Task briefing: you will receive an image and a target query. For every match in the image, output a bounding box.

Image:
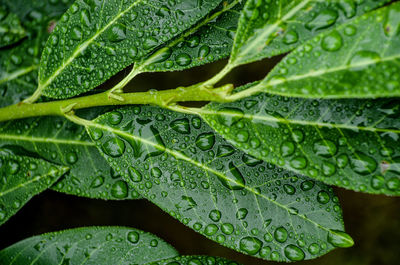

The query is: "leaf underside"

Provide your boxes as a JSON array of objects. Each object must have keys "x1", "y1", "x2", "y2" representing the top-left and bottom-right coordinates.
[
  {"x1": 230, "y1": 0, "x2": 391, "y2": 67},
  {"x1": 0, "y1": 151, "x2": 67, "y2": 225},
  {"x1": 39, "y1": 0, "x2": 224, "y2": 99},
  {"x1": 202, "y1": 83, "x2": 400, "y2": 196},
  {"x1": 88, "y1": 106, "x2": 351, "y2": 262},
  {"x1": 0, "y1": 227, "x2": 179, "y2": 264},
  {"x1": 257, "y1": 2, "x2": 400, "y2": 98}
]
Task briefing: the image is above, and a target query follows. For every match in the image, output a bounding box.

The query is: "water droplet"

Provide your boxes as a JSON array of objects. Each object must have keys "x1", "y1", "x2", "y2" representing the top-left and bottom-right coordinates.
[
  {"x1": 143, "y1": 37, "x2": 158, "y2": 50},
  {"x1": 187, "y1": 35, "x2": 200, "y2": 48},
  {"x1": 150, "y1": 167, "x2": 162, "y2": 178},
  {"x1": 111, "y1": 180, "x2": 128, "y2": 199},
  {"x1": 170, "y1": 118, "x2": 190, "y2": 134},
  {"x1": 321, "y1": 31, "x2": 343, "y2": 52},
  {"x1": 204, "y1": 224, "x2": 218, "y2": 236},
  {"x1": 327, "y1": 230, "x2": 354, "y2": 248},
  {"x1": 242, "y1": 154, "x2": 262, "y2": 167},
  {"x1": 236, "y1": 208, "x2": 248, "y2": 220},
  {"x1": 387, "y1": 177, "x2": 399, "y2": 191},
  {"x1": 313, "y1": 140, "x2": 337, "y2": 157},
  {"x1": 349, "y1": 51, "x2": 381, "y2": 68},
  {"x1": 71, "y1": 26, "x2": 82, "y2": 40},
  {"x1": 102, "y1": 138, "x2": 125, "y2": 157},
  {"x1": 196, "y1": 132, "x2": 215, "y2": 151},
  {"x1": 306, "y1": 9, "x2": 339, "y2": 31},
  {"x1": 236, "y1": 130, "x2": 249, "y2": 143},
  {"x1": 217, "y1": 107, "x2": 244, "y2": 127},
  {"x1": 66, "y1": 152, "x2": 78, "y2": 164},
  {"x1": 371, "y1": 175, "x2": 385, "y2": 190},
  {"x1": 175, "y1": 53, "x2": 192, "y2": 66},
  {"x1": 221, "y1": 223, "x2": 234, "y2": 235},
  {"x1": 239, "y1": 237, "x2": 262, "y2": 255},
  {"x1": 308, "y1": 243, "x2": 320, "y2": 255},
  {"x1": 300, "y1": 180, "x2": 315, "y2": 191},
  {"x1": 281, "y1": 141, "x2": 295, "y2": 157},
  {"x1": 283, "y1": 184, "x2": 296, "y2": 195},
  {"x1": 128, "y1": 166, "x2": 142, "y2": 182},
  {"x1": 350, "y1": 151, "x2": 377, "y2": 175},
  {"x1": 198, "y1": 45, "x2": 210, "y2": 58},
  {"x1": 127, "y1": 231, "x2": 140, "y2": 244},
  {"x1": 217, "y1": 145, "x2": 235, "y2": 157},
  {"x1": 219, "y1": 162, "x2": 245, "y2": 190},
  {"x1": 90, "y1": 176, "x2": 104, "y2": 188},
  {"x1": 284, "y1": 245, "x2": 305, "y2": 261},
  {"x1": 209, "y1": 210, "x2": 221, "y2": 222},
  {"x1": 274, "y1": 227, "x2": 288, "y2": 243},
  {"x1": 283, "y1": 30, "x2": 298, "y2": 44},
  {"x1": 338, "y1": 0, "x2": 357, "y2": 18},
  {"x1": 317, "y1": 191, "x2": 330, "y2": 204},
  {"x1": 108, "y1": 111, "x2": 123, "y2": 125},
  {"x1": 290, "y1": 156, "x2": 307, "y2": 169},
  {"x1": 90, "y1": 128, "x2": 103, "y2": 140}
]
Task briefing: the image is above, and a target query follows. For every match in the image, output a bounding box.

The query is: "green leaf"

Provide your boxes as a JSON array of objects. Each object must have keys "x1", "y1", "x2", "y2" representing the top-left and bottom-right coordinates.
[
  {"x1": 0, "y1": 108, "x2": 141, "y2": 200},
  {"x1": 145, "y1": 256, "x2": 241, "y2": 265},
  {"x1": 0, "y1": 0, "x2": 74, "y2": 107},
  {"x1": 140, "y1": 0, "x2": 243, "y2": 73},
  {"x1": 0, "y1": 150, "x2": 68, "y2": 225},
  {"x1": 229, "y1": 0, "x2": 390, "y2": 67},
  {"x1": 88, "y1": 106, "x2": 351, "y2": 262},
  {"x1": 0, "y1": 5, "x2": 26, "y2": 48},
  {"x1": 39, "y1": 0, "x2": 224, "y2": 99},
  {"x1": 249, "y1": 2, "x2": 400, "y2": 99},
  {"x1": 0, "y1": 226, "x2": 179, "y2": 264},
  {"x1": 201, "y1": 83, "x2": 400, "y2": 196}
]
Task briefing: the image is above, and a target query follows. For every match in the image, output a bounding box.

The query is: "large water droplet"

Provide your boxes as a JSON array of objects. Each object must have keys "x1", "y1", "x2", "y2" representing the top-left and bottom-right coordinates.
[
  {"x1": 111, "y1": 180, "x2": 128, "y2": 199},
  {"x1": 128, "y1": 166, "x2": 142, "y2": 182},
  {"x1": 236, "y1": 208, "x2": 248, "y2": 220},
  {"x1": 321, "y1": 31, "x2": 343, "y2": 52},
  {"x1": 284, "y1": 244, "x2": 305, "y2": 261},
  {"x1": 327, "y1": 230, "x2": 354, "y2": 248},
  {"x1": 127, "y1": 231, "x2": 140, "y2": 244},
  {"x1": 219, "y1": 162, "x2": 245, "y2": 190},
  {"x1": 350, "y1": 151, "x2": 377, "y2": 175},
  {"x1": 170, "y1": 118, "x2": 190, "y2": 134},
  {"x1": 209, "y1": 210, "x2": 221, "y2": 222},
  {"x1": 102, "y1": 138, "x2": 125, "y2": 157},
  {"x1": 306, "y1": 9, "x2": 339, "y2": 31},
  {"x1": 274, "y1": 227, "x2": 288, "y2": 243},
  {"x1": 239, "y1": 237, "x2": 262, "y2": 255},
  {"x1": 196, "y1": 132, "x2": 216, "y2": 151}
]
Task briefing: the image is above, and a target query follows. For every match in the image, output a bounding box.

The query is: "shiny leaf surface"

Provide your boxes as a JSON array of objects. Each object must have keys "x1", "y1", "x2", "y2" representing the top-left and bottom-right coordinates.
[
  {"x1": 39, "y1": 0, "x2": 223, "y2": 99},
  {"x1": 0, "y1": 227, "x2": 178, "y2": 264},
  {"x1": 254, "y1": 2, "x2": 400, "y2": 98},
  {"x1": 88, "y1": 106, "x2": 351, "y2": 262},
  {"x1": 0, "y1": 5, "x2": 26, "y2": 48},
  {"x1": 0, "y1": 109, "x2": 141, "y2": 200},
  {"x1": 229, "y1": 0, "x2": 390, "y2": 67},
  {"x1": 202, "y1": 84, "x2": 400, "y2": 196},
  {"x1": 0, "y1": 150, "x2": 68, "y2": 225}
]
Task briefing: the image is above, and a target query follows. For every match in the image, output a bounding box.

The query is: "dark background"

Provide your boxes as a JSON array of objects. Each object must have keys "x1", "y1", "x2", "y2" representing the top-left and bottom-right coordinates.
[{"x1": 1, "y1": 59, "x2": 400, "y2": 265}]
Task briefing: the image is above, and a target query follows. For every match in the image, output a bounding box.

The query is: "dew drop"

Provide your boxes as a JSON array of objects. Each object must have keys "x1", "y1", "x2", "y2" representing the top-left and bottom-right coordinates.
[
  {"x1": 111, "y1": 180, "x2": 128, "y2": 199},
  {"x1": 170, "y1": 118, "x2": 190, "y2": 134},
  {"x1": 102, "y1": 138, "x2": 125, "y2": 157},
  {"x1": 321, "y1": 31, "x2": 343, "y2": 52},
  {"x1": 239, "y1": 237, "x2": 262, "y2": 255},
  {"x1": 127, "y1": 231, "x2": 140, "y2": 244},
  {"x1": 219, "y1": 162, "x2": 245, "y2": 190},
  {"x1": 209, "y1": 210, "x2": 222, "y2": 222},
  {"x1": 327, "y1": 230, "x2": 354, "y2": 248},
  {"x1": 175, "y1": 53, "x2": 192, "y2": 66},
  {"x1": 284, "y1": 245, "x2": 305, "y2": 261},
  {"x1": 195, "y1": 132, "x2": 215, "y2": 151},
  {"x1": 350, "y1": 151, "x2": 377, "y2": 175},
  {"x1": 274, "y1": 227, "x2": 288, "y2": 243}
]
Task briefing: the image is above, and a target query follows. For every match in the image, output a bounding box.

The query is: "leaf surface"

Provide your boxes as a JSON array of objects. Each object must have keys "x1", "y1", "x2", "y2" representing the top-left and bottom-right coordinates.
[
  {"x1": 253, "y1": 2, "x2": 400, "y2": 98},
  {"x1": 0, "y1": 226, "x2": 179, "y2": 264},
  {"x1": 39, "y1": 0, "x2": 223, "y2": 99},
  {"x1": 140, "y1": 1, "x2": 243, "y2": 73},
  {"x1": 229, "y1": 0, "x2": 390, "y2": 67},
  {"x1": 0, "y1": 5, "x2": 26, "y2": 48},
  {"x1": 202, "y1": 84, "x2": 400, "y2": 196},
  {"x1": 0, "y1": 109, "x2": 141, "y2": 200},
  {"x1": 88, "y1": 106, "x2": 352, "y2": 262},
  {"x1": 145, "y1": 256, "x2": 241, "y2": 265},
  {"x1": 0, "y1": 151, "x2": 68, "y2": 225},
  {"x1": 0, "y1": 0, "x2": 74, "y2": 107}
]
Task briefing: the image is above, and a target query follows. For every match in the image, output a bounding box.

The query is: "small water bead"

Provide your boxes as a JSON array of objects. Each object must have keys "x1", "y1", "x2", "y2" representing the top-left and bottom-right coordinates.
[
  {"x1": 327, "y1": 230, "x2": 354, "y2": 248},
  {"x1": 283, "y1": 30, "x2": 299, "y2": 44},
  {"x1": 128, "y1": 166, "x2": 142, "y2": 182},
  {"x1": 150, "y1": 167, "x2": 162, "y2": 178},
  {"x1": 292, "y1": 129, "x2": 304, "y2": 143},
  {"x1": 102, "y1": 138, "x2": 126, "y2": 157},
  {"x1": 336, "y1": 154, "x2": 349, "y2": 168},
  {"x1": 322, "y1": 162, "x2": 336, "y2": 176},
  {"x1": 321, "y1": 31, "x2": 343, "y2": 52},
  {"x1": 127, "y1": 231, "x2": 140, "y2": 244},
  {"x1": 90, "y1": 176, "x2": 104, "y2": 188},
  {"x1": 204, "y1": 224, "x2": 219, "y2": 236},
  {"x1": 236, "y1": 130, "x2": 249, "y2": 143},
  {"x1": 221, "y1": 223, "x2": 234, "y2": 235},
  {"x1": 90, "y1": 128, "x2": 103, "y2": 140},
  {"x1": 274, "y1": 227, "x2": 288, "y2": 243},
  {"x1": 108, "y1": 112, "x2": 123, "y2": 125},
  {"x1": 209, "y1": 210, "x2": 221, "y2": 222},
  {"x1": 170, "y1": 118, "x2": 190, "y2": 134},
  {"x1": 239, "y1": 237, "x2": 263, "y2": 255},
  {"x1": 386, "y1": 177, "x2": 400, "y2": 191},
  {"x1": 317, "y1": 191, "x2": 330, "y2": 204},
  {"x1": 305, "y1": 9, "x2": 339, "y2": 31},
  {"x1": 198, "y1": 45, "x2": 210, "y2": 58},
  {"x1": 284, "y1": 244, "x2": 305, "y2": 261},
  {"x1": 66, "y1": 152, "x2": 78, "y2": 164},
  {"x1": 111, "y1": 180, "x2": 128, "y2": 199},
  {"x1": 283, "y1": 184, "x2": 296, "y2": 195},
  {"x1": 350, "y1": 151, "x2": 377, "y2": 175},
  {"x1": 280, "y1": 141, "x2": 295, "y2": 157},
  {"x1": 300, "y1": 180, "x2": 315, "y2": 191},
  {"x1": 344, "y1": 25, "x2": 357, "y2": 36},
  {"x1": 71, "y1": 26, "x2": 83, "y2": 40},
  {"x1": 7, "y1": 160, "x2": 19, "y2": 174},
  {"x1": 150, "y1": 239, "x2": 158, "y2": 247},
  {"x1": 0, "y1": 207, "x2": 6, "y2": 221},
  {"x1": 175, "y1": 53, "x2": 192, "y2": 66},
  {"x1": 308, "y1": 243, "x2": 320, "y2": 255},
  {"x1": 236, "y1": 208, "x2": 248, "y2": 220},
  {"x1": 195, "y1": 132, "x2": 215, "y2": 151}
]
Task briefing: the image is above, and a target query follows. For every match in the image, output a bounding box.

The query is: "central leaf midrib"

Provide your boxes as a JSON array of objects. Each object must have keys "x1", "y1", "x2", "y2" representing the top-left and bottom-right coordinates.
[
  {"x1": 39, "y1": 0, "x2": 143, "y2": 90},
  {"x1": 91, "y1": 121, "x2": 337, "y2": 234},
  {"x1": 0, "y1": 65, "x2": 39, "y2": 86},
  {"x1": 0, "y1": 133, "x2": 95, "y2": 146}
]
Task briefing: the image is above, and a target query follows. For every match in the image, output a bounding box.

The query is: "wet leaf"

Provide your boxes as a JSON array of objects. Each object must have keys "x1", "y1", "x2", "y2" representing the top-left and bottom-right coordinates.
[
  {"x1": 229, "y1": 0, "x2": 390, "y2": 67},
  {"x1": 0, "y1": 227, "x2": 178, "y2": 264},
  {"x1": 88, "y1": 106, "x2": 350, "y2": 262},
  {"x1": 147, "y1": 256, "x2": 241, "y2": 265},
  {"x1": 0, "y1": 5, "x2": 26, "y2": 48},
  {"x1": 254, "y1": 2, "x2": 400, "y2": 98},
  {"x1": 0, "y1": 150, "x2": 68, "y2": 225},
  {"x1": 0, "y1": 108, "x2": 141, "y2": 200},
  {"x1": 202, "y1": 83, "x2": 400, "y2": 196},
  {"x1": 39, "y1": 0, "x2": 224, "y2": 99}
]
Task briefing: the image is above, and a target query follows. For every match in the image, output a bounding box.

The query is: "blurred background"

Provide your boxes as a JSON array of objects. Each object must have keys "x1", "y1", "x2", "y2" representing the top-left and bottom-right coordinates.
[{"x1": 1, "y1": 58, "x2": 400, "y2": 265}]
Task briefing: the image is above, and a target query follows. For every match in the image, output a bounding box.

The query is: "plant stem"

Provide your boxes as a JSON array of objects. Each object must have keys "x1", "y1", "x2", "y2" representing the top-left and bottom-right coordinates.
[{"x1": 0, "y1": 84, "x2": 234, "y2": 123}]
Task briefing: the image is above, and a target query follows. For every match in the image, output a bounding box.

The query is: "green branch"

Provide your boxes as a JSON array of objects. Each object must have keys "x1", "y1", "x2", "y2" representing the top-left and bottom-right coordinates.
[{"x1": 0, "y1": 84, "x2": 234, "y2": 123}]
